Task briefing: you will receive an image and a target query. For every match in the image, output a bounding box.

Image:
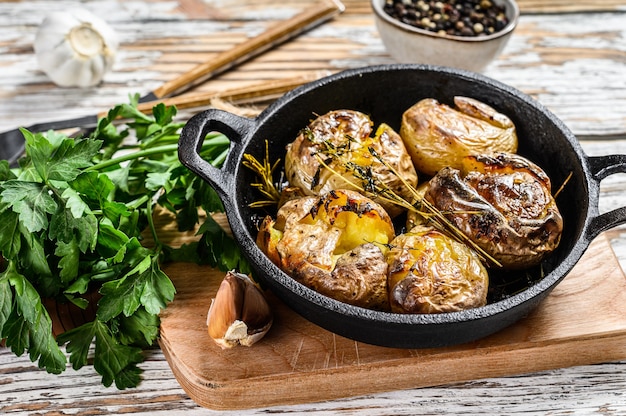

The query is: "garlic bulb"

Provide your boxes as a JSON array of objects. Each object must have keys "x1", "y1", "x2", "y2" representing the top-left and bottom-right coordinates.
[{"x1": 34, "y1": 9, "x2": 118, "y2": 88}]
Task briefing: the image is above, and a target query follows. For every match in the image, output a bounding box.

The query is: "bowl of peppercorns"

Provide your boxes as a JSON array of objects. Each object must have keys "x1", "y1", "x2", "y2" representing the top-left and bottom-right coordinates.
[{"x1": 372, "y1": 0, "x2": 519, "y2": 72}]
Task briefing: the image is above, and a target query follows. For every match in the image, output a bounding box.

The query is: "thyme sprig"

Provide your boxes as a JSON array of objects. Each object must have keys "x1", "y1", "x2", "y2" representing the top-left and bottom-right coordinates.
[
  {"x1": 314, "y1": 142, "x2": 502, "y2": 267},
  {"x1": 242, "y1": 140, "x2": 282, "y2": 207},
  {"x1": 242, "y1": 131, "x2": 501, "y2": 266},
  {"x1": 553, "y1": 171, "x2": 573, "y2": 199}
]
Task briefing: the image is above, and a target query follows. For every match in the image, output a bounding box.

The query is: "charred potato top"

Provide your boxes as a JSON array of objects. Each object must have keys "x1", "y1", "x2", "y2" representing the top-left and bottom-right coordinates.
[
  {"x1": 386, "y1": 225, "x2": 489, "y2": 314},
  {"x1": 284, "y1": 109, "x2": 418, "y2": 217},
  {"x1": 424, "y1": 152, "x2": 563, "y2": 269},
  {"x1": 256, "y1": 189, "x2": 394, "y2": 310},
  {"x1": 400, "y1": 96, "x2": 518, "y2": 176}
]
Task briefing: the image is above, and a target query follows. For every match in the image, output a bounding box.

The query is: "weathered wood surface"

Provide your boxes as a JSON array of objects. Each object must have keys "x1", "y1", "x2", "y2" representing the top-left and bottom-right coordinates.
[
  {"x1": 1, "y1": 0, "x2": 625, "y2": 136},
  {"x1": 1, "y1": 0, "x2": 626, "y2": 414}
]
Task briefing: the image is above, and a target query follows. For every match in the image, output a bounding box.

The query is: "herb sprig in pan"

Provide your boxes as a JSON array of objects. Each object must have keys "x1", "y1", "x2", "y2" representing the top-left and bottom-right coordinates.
[
  {"x1": 314, "y1": 142, "x2": 502, "y2": 266},
  {"x1": 0, "y1": 95, "x2": 249, "y2": 389},
  {"x1": 244, "y1": 132, "x2": 500, "y2": 266}
]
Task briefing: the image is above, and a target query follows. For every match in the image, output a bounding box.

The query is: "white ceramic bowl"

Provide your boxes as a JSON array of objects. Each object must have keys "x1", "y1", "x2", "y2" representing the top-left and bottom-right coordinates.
[{"x1": 372, "y1": 0, "x2": 519, "y2": 72}]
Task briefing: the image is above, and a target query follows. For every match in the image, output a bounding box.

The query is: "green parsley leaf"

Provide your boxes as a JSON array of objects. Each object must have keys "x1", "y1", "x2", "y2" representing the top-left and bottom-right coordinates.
[
  {"x1": 20, "y1": 230, "x2": 52, "y2": 278},
  {"x1": 1, "y1": 96, "x2": 248, "y2": 390},
  {"x1": 93, "y1": 319, "x2": 144, "y2": 389},
  {"x1": 56, "y1": 320, "x2": 94, "y2": 370},
  {"x1": 71, "y1": 171, "x2": 115, "y2": 205},
  {"x1": 138, "y1": 255, "x2": 176, "y2": 315},
  {"x1": 0, "y1": 276, "x2": 12, "y2": 332},
  {"x1": 0, "y1": 159, "x2": 15, "y2": 181},
  {"x1": 117, "y1": 307, "x2": 159, "y2": 347},
  {"x1": 196, "y1": 215, "x2": 251, "y2": 273},
  {"x1": 54, "y1": 240, "x2": 80, "y2": 283},
  {"x1": 0, "y1": 208, "x2": 21, "y2": 258},
  {"x1": 58, "y1": 318, "x2": 143, "y2": 389},
  {"x1": 98, "y1": 249, "x2": 174, "y2": 321},
  {"x1": 45, "y1": 138, "x2": 102, "y2": 182},
  {"x1": 1, "y1": 263, "x2": 66, "y2": 373},
  {"x1": 1, "y1": 180, "x2": 57, "y2": 233}
]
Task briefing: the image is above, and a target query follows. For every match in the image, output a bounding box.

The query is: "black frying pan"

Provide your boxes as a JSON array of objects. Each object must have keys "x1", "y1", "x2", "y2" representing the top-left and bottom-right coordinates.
[{"x1": 178, "y1": 64, "x2": 626, "y2": 348}]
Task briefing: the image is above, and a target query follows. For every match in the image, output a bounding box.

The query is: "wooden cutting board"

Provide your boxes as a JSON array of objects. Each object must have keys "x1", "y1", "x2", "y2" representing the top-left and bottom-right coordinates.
[{"x1": 158, "y1": 233, "x2": 626, "y2": 410}]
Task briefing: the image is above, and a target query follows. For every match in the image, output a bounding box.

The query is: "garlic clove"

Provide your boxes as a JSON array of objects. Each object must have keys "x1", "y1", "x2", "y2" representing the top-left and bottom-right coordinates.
[
  {"x1": 207, "y1": 272, "x2": 245, "y2": 346},
  {"x1": 207, "y1": 271, "x2": 273, "y2": 349},
  {"x1": 34, "y1": 9, "x2": 118, "y2": 88}
]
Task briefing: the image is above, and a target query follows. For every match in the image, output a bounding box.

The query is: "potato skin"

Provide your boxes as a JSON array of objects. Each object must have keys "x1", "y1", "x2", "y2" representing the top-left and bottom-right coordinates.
[
  {"x1": 386, "y1": 225, "x2": 489, "y2": 314},
  {"x1": 425, "y1": 152, "x2": 563, "y2": 269},
  {"x1": 284, "y1": 109, "x2": 418, "y2": 217},
  {"x1": 256, "y1": 189, "x2": 395, "y2": 310},
  {"x1": 400, "y1": 96, "x2": 518, "y2": 176},
  {"x1": 285, "y1": 109, "x2": 372, "y2": 195}
]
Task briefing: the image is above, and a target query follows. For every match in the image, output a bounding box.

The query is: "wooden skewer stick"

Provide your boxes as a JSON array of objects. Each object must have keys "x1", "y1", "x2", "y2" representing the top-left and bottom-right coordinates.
[{"x1": 149, "y1": 0, "x2": 345, "y2": 100}]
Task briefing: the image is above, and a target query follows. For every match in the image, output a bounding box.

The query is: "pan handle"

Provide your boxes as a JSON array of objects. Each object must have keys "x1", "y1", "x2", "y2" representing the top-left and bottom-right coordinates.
[
  {"x1": 178, "y1": 109, "x2": 255, "y2": 202},
  {"x1": 586, "y1": 154, "x2": 626, "y2": 240}
]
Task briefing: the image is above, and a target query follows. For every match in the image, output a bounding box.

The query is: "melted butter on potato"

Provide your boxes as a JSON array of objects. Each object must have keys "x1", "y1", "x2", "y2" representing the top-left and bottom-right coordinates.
[
  {"x1": 256, "y1": 189, "x2": 394, "y2": 310},
  {"x1": 400, "y1": 96, "x2": 518, "y2": 176},
  {"x1": 386, "y1": 225, "x2": 489, "y2": 314}
]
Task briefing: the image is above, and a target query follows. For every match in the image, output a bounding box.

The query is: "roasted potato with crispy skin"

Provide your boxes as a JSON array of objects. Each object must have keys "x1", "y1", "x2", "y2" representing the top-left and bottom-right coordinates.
[
  {"x1": 424, "y1": 152, "x2": 563, "y2": 269},
  {"x1": 284, "y1": 109, "x2": 418, "y2": 217},
  {"x1": 400, "y1": 96, "x2": 518, "y2": 176},
  {"x1": 386, "y1": 225, "x2": 489, "y2": 314},
  {"x1": 256, "y1": 189, "x2": 394, "y2": 310}
]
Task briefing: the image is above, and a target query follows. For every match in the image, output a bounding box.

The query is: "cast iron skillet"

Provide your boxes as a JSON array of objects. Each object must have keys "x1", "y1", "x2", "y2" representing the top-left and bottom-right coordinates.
[{"x1": 178, "y1": 64, "x2": 626, "y2": 348}]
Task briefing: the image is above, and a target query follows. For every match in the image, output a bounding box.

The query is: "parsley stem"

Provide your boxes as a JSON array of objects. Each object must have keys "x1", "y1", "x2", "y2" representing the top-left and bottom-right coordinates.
[
  {"x1": 145, "y1": 194, "x2": 161, "y2": 249},
  {"x1": 127, "y1": 194, "x2": 150, "y2": 211},
  {"x1": 87, "y1": 133, "x2": 230, "y2": 171},
  {"x1": 211, "y1": 147, "x2": 229, "y2": 167}
]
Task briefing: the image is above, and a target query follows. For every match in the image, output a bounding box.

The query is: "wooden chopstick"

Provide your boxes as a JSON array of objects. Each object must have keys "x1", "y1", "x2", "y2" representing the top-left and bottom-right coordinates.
[
  {"x1": 92, "y1": 72, "x2": 328, "y2": 121},
  {"x1": 90, "y1": 72, "x2": 326, "y2": 121},
  {"x1": 151, "y1": 0, "x2": 345, "y2": 99},
  {"x1": 132, "y1": 71, "x2": 328, "y2": 115}
]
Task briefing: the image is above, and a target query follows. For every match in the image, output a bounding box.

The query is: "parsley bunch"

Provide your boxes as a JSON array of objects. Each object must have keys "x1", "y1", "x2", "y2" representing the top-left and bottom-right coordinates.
[{"x1": 0, "y1": 96, "x2": 249, "y2": 389}]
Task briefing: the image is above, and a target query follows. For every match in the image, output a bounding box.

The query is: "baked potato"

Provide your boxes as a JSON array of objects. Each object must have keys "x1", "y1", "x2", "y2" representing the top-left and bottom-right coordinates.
[
  {"x1": 284, "y1": 109, "x2": 418, "y2": 217},
  {"x1": 424, "y1": 152, "x2": 563, "y2": 269},
  {"x1": 400, "y1": 96, "x2": 518, "y2": 176},
  {"x1": 256, "y1": 189, "x2": 395, "y2": 310},
  {"x1": 386, "y1": 225, "x2": 489, "y2": 314}
]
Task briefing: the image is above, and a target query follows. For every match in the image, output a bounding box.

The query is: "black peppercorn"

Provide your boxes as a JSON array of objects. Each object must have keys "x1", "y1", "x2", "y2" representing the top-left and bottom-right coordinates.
[{"x1": 383, "y1": 0, "x2": 509, "y2": 37}]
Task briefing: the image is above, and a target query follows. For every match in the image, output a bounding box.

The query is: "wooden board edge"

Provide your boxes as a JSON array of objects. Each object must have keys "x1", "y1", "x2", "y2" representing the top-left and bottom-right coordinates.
[{"x1": 159, "y1": 332, "x2": 626, "y2": 410}]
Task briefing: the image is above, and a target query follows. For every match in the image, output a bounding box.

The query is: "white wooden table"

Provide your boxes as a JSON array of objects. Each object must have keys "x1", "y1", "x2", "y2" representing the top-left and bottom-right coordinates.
[{"x1": 1, "y1": 0, "x2": 626, "y2": 414}]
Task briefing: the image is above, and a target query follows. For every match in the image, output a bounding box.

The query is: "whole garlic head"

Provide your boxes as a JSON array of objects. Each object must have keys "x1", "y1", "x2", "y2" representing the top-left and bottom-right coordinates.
[{"x1": 34, "y1": 9, "x2": 118, "y2": 88}]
